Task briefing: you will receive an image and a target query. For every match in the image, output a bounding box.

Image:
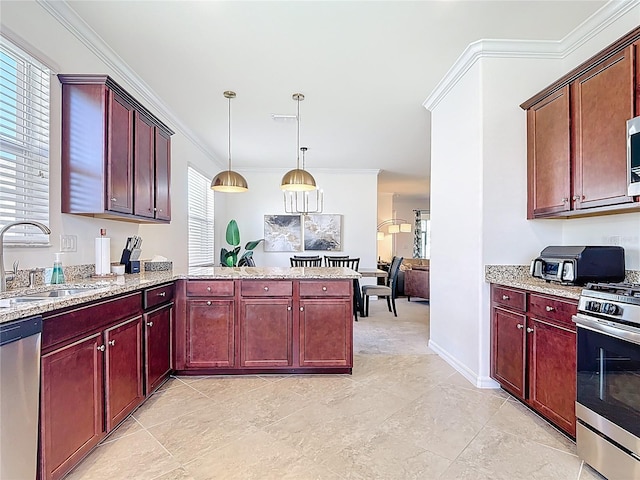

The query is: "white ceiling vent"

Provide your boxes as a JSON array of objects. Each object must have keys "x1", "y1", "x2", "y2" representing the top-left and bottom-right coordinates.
[{"x1": 271, "y1": 114, "x2": 297, "y2": 123}]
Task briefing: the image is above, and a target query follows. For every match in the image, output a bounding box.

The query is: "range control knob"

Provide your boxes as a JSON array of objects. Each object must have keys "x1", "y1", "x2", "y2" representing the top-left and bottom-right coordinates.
[
  {"x1": 602, "y1": 303, "x2": 621, "y2": 316},
  {"x1": 585, "y1": 301, "x2": 600, "y2": 312}
]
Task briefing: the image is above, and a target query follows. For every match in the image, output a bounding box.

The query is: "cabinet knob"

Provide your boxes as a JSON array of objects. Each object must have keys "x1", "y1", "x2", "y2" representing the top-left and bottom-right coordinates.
[
  {"x1": 502, "y1": 295, "x2": 509, "y2": 300},
  {"x1": 322, "y1": 286, "x2": 327, "y2": 291},
  {"x1": 206, "y1": 301, "x2": 212, "y2": 306},
  {"x1": 97, "y1": 345, "x2": 106, "y2": 352},
  {"x1": 561, "y1": 197, "x2": 569, "y2": 203},
  {"x1": 111, "y1": 197, "x2": 117, "y2": 202},
  {"x1": 264, "y1": 286, "x2": 269, "y2": 291},
  {"x1": 300, "y1": 307, "x2": 304, "y2": 312},
  {"x1": 517, "y1": 324, "x2": 524, "y2": 329},
  {"x1": 108, "y1": 340, "x2": 116, "y2": 347},
  {"x1": 157, "y1": 292, "x2": 166, "y2": 297},
  {"x1": 527, "y1": 327, "x2": 534, "y2": 333},
  {"x1": 287, "y1": 306, "x2": 292, "y2": 311},
  {"x1": 545, "y1": 306, "x2": 555, "y2": 312},
  {"x1": 146, "y1": 321, "x2": 154, "y2": 327},
  {"x1": 207, "y1": 286, "x2": 212, "y2": 292}
]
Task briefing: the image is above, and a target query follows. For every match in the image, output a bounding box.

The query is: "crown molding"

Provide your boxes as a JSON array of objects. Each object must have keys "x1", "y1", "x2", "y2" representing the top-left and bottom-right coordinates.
[
  {"x1": 36, "y1": 0, "x2": 223, "y2": 167},
  {"x1": 240, "y1": 167, "x2": 381, "y2": 175},
  {"x1": 423, "y1": 0, "x2": 639, "y2": 111}
]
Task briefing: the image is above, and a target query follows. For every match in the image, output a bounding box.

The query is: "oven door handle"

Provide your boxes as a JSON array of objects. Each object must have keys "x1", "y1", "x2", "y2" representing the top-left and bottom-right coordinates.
[{"x1": 573, "y1": 314, "x2": 640, "y2": 346}]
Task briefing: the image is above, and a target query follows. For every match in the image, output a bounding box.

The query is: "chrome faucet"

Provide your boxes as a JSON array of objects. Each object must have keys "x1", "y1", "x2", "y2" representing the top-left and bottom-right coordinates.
[{"x1": 0, "y1": 221, "x2": 51, "y2": 292}]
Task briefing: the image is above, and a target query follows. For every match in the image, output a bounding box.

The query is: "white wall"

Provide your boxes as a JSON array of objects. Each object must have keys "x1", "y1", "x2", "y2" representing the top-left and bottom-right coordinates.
[
  {"x1": 425, "y1": 2, "x2": 640, "y2": 387},
  {"x1": 221, "y1": 169, "x2": 379, "y2": 269}
]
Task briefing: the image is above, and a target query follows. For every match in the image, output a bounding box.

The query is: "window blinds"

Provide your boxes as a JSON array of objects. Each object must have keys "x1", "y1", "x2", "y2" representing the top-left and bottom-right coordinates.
[
  {"x1": 0, "y1": 37, "x2": 50, "y2": 244},
  {"x1": 187, "y1": 166, "x2": 215, "y2": 267}
]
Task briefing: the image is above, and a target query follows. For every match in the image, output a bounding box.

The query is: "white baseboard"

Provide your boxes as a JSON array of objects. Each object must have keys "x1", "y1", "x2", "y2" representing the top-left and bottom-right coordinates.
[{"x1": 428, "y1": 339, "x2": 500, "y2": 389}]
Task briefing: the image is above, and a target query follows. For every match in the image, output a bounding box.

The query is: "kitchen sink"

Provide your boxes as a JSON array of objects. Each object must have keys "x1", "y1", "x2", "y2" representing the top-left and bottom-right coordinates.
[{"x1": 23, "y1": 288, "x2": 97, "y2": 298}]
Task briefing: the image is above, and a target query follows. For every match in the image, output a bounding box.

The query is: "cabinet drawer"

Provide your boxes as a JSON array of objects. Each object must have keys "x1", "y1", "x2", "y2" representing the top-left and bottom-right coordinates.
[
  {"x1": 528, "y1": 294, "x2": 577, "y2": 328},
  {"x1": 186, "y1": 280, "x2": 234, "y2": 297},
  {"x1": 299, "y1": 280, "x2": 351, "y2": 297},
  {"x1": 241, "y1": 281, "x2": 293, "y2": 297},
  {"x1": 491, "y1": 285, "x2": 526, "y2": 312},
  {"x1": 143, "y1": 283, "x2": 175, "y2": 309}
]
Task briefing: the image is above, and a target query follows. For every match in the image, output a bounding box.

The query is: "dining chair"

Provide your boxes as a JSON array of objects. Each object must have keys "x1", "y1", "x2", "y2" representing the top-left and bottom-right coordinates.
[
  {"x1": 324, "y1": 255, "x2": 349, "y2": 266},
  {"x1": 324, "y1": 257, "x2": 361, "y2": 320},
  {"x1": 361, "y1": 256, "x2": 403, "y2": 317},
  {"x1": 290, "y1": 256, "x2": 322, "y2": 267}
]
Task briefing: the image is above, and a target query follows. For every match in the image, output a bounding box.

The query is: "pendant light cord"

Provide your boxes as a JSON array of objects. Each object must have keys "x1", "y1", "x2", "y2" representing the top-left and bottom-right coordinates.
[
  {"x1": 228, "y1": 94, "x2": 232, "y2": 172},
  {"x1": 296, "y1": 95, "x2": 301, "y2": 170}
]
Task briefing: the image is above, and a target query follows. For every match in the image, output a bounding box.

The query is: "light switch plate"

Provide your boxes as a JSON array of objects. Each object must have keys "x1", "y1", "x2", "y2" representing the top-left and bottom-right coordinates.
[{"x1": 60, "y1": 234, "x2": 77, "y2": 252}]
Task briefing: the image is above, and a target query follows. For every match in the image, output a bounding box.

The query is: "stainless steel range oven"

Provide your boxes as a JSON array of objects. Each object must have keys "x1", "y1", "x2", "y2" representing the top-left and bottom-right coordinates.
[{"x1": 573, "y1": 283, "x2": 640, "y2": 480}]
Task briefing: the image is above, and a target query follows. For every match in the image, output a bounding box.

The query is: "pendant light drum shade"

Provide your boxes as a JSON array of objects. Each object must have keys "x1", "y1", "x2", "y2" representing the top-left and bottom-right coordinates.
[
  {"x1": 211, "y1": 90, "x2": 248, "y2": 192},
  {"x1": 281, "y1": 93, "x2": 317, "y2": 191}
]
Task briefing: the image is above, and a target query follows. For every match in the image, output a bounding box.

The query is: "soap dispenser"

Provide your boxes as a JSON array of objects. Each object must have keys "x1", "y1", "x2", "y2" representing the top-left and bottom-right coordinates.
[{"x1": 51, "y1": 252, "x2": 65, "y2": 284}]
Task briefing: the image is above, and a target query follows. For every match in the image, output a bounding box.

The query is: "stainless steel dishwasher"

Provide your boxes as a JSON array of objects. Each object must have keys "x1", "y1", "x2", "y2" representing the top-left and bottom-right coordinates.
[{"x1": 0, "y1": 315, "x2": 43, "y2": 479}]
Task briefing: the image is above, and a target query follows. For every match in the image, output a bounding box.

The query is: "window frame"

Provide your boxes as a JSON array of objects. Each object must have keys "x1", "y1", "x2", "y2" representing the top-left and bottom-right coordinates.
[{"x1": 187, "y1": 165, "x2": 216, "y2": 267}]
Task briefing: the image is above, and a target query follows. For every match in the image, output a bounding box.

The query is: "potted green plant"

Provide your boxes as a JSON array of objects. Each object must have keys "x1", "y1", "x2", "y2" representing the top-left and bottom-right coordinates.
[{"x1": 220, "y1": 219, "x2": 264, "y2": 267}]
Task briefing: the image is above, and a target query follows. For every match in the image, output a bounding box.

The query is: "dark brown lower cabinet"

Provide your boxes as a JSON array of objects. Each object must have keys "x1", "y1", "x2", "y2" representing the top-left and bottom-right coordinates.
[
  {"x1": 144, "y1": 303, "x2": 173, "y2": 394},
  {"x1": 39, "y1": 293, "x2": 145, "y2": 480},
  {"x1": 491, "y1": 284, "x2": 577, "y2": 437},
  {"x1": 240, "y1": 298, "x2": 293, "y2": 367},
  {"x1": 186, "y1": 298, "x2": 235, "y2": 368},
  {"x1": 299, "y1": 299, "x2": 352, "y2": 367}
]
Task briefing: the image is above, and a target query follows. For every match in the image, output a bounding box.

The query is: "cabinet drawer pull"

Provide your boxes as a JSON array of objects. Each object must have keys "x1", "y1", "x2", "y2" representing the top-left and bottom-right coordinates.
[
  {"x1": 157, "y1": 292, "x2": 166, "y2": 297},
  {"x1": 322, "y1": 286, "x2": 327, "y2": 291},
  {"x1": 264, "y1": 286, "x2": 269, "y2": 291},
  {"x1": 97, "y1": 345, "x2": 106, "y2": 352},
  {"x1": 108, "y1": 340, "x2": 116, "y2": 347},
  {"x1": 207, "y1": 286, "x2": 212, "y2": 292},
  {"x1": 545, "y1": 306, "x2": 555, "y2": 312},
  {"x1": 517, "y1": 324, "x2": 524, "y2": 329},
  {"x1": 502, "y1": 295, "x2": 510, "y2": 300},
  {"x1": 146, "y1": 321, "x2": 153, "y2": 327},
  {"x1": 527, "y1": 327, "x2": 534, "y2": 333},
  {"x1": 207, "y1": 301, "x2": 212, "y2": 306}
]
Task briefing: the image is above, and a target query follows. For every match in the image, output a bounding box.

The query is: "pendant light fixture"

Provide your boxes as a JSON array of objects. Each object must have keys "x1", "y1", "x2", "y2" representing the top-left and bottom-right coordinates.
[
  {"x1": 281, "y1": 93, "x2": 317, "y2": 191},
  {"x1": 283, "y1": 147, "x2": 324, "y2": 214},
  {"x1": 211, "y1": 91, "x2": 248, "y2": 192}
]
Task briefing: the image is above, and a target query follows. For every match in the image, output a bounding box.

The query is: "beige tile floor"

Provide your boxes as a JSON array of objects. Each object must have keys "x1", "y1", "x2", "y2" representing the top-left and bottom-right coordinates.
[{"x1": 66, "y1": 298, "x2": 606, "y2": 480}]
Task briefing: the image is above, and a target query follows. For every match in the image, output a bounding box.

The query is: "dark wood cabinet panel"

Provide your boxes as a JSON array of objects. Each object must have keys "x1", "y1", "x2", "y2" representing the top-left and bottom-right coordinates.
[
  {"x1": 490, "y1": 284, "x2": 578, "y2": 437},
  {"x1": 240, "y1": 298, "x2": 293, "y2": 367},
  {"x1": 491, "y1": 307, "x2": 526, "y2": 399},
  {"x1": 241, "y1": 280, "x2": 293, "y2": 297},
  {"x1": 526, "y1": 86, "x2": 571, "y2": 218},
  {"x1": 573, "y1": 46, "x2": 634, "y2": 209},
  {"x1": 134, "y1": 112, "x2": 155, "y2": 218},
  {"x1": 186, "y1": 299, "x2": 235, "y2": 368},
  {"x1": 155, "y1": 128, "x2": 171, "y2": 221},
  {"x1": 528, "y1": 318, "x2": 577, "y2": 437},
  {"x1": 299, "y1": 299, "x2": 352, "y2": 367},
  {"x1": 58, "y1": 74, "x2": 173, "y2": 223},
  {"x1": 40, "y1": 333, "x2": 104, "y2": 480},
  {"x1": 104, "y1": 316, "x2": 144, "y2": 431},
  {"x1": 144, "y1": 303, "x2": 173, "y2": 394}
]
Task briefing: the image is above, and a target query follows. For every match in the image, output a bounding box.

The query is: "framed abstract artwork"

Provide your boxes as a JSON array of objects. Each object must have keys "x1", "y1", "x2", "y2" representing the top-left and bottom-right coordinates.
[
  {"x1": 263, "y1": 215, "x2": 302, "y2": 251},
  {"x1": 304, "y1": 214, "x2": 342, "y2": 251}
]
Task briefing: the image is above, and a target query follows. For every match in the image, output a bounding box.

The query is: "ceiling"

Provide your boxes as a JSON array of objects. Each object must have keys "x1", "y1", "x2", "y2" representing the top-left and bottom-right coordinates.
[{"x1": 63, "y1": 0, "x2": 606, "y2": 201}]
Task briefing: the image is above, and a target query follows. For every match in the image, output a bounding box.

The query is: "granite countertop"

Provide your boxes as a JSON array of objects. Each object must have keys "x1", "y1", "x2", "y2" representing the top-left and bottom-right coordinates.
[
  {"x1": 485, "y1": 265, "x2": 583, "y2": 300},
  {"x1": 0, "y1": 267, "x2": 360, "y2": 324}
]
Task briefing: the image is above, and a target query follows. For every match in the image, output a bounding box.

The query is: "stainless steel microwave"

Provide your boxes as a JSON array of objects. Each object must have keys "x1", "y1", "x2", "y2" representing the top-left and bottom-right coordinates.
[{"x1": 627, "y1": 116, "x2": 640, "y2": 196}]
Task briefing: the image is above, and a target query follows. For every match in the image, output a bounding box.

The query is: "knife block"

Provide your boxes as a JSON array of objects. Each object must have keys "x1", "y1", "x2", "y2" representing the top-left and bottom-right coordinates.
[{"x1": 119, "y1": 249, "x2": 140, "y2": 274}]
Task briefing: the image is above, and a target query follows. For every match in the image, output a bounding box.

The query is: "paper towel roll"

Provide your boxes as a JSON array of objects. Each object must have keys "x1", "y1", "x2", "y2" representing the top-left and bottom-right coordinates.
[{"x1": 95, "y1": 237, "x2": 111, "y2": 275}]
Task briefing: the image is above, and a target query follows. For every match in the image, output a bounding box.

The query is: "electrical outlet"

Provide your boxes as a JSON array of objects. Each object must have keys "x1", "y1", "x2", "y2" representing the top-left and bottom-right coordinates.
[{"x1": 60, "y1": 234, "x2": 77, "y2": 252}]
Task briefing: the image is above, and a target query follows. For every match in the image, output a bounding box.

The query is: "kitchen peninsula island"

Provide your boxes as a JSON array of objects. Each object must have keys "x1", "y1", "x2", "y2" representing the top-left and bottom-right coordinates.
[{"x1": 175, "y1": 266, "x2": 359, "y2": 375}]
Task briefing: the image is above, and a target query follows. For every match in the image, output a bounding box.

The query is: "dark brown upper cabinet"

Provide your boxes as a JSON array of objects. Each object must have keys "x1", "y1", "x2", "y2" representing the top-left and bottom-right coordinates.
[
  {"x1": 521, "y1": 27, "x2": 640, "y2": 219},
  {"x1": 59, "y1": 75, "x2": 174, "y2": 223}
]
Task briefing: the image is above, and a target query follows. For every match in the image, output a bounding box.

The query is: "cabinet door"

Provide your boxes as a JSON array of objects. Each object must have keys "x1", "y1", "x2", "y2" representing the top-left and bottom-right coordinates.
[
  {"x1": 573, "y1": 46, "x2": 634, "y2": 209},
  {"x1": 299, "y1": 298, "x2": 352, "y2": 367},
  {"x1": 186, "y1": 299, "x2": 235, "y2": 368},
  {"x1": 134, "y1": 112, "x2": 155, "y2": 218},
  {"x1": 106, "y1": 90, "x2": 134, "y2": 214},
  {"x1": 155, "y1": 128, "x2": 171, "y2": 221},
  {"x1": 240, "y1": 298, "x2": 293, "y2": 367},
  {"x1": 526, "y1": 86, "x2": 571, "y2": 218},
  {"x1": 41, "y1": 333, "x2": 104, "y2": 480},
  {"x1": 144, "y1": 303, "x2": 173, "y2": 394},
  {"x1": 528, "y1": 318, "x2": 577, "y2": 437},
  {"x1": 491, "y1": 307, "x2": 527, "y2": 400},
  {"x1": 104, "y1": 316, "x2": 144, "y2": 431}
]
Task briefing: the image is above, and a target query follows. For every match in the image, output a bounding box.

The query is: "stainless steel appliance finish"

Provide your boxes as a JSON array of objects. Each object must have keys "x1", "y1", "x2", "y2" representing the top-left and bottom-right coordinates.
[
  {"x1": 627, "y1": 115, "x2": 640, "y2": 196},
  {"x1": 0, "y1": 315, "x2": 43, "y2": 479},
  {"x1": 530, "y1": 246, "x2": 625, "y2": 285},
  {"x1": 574, "y1": 283, "x2": 640, "y2": 480}
]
